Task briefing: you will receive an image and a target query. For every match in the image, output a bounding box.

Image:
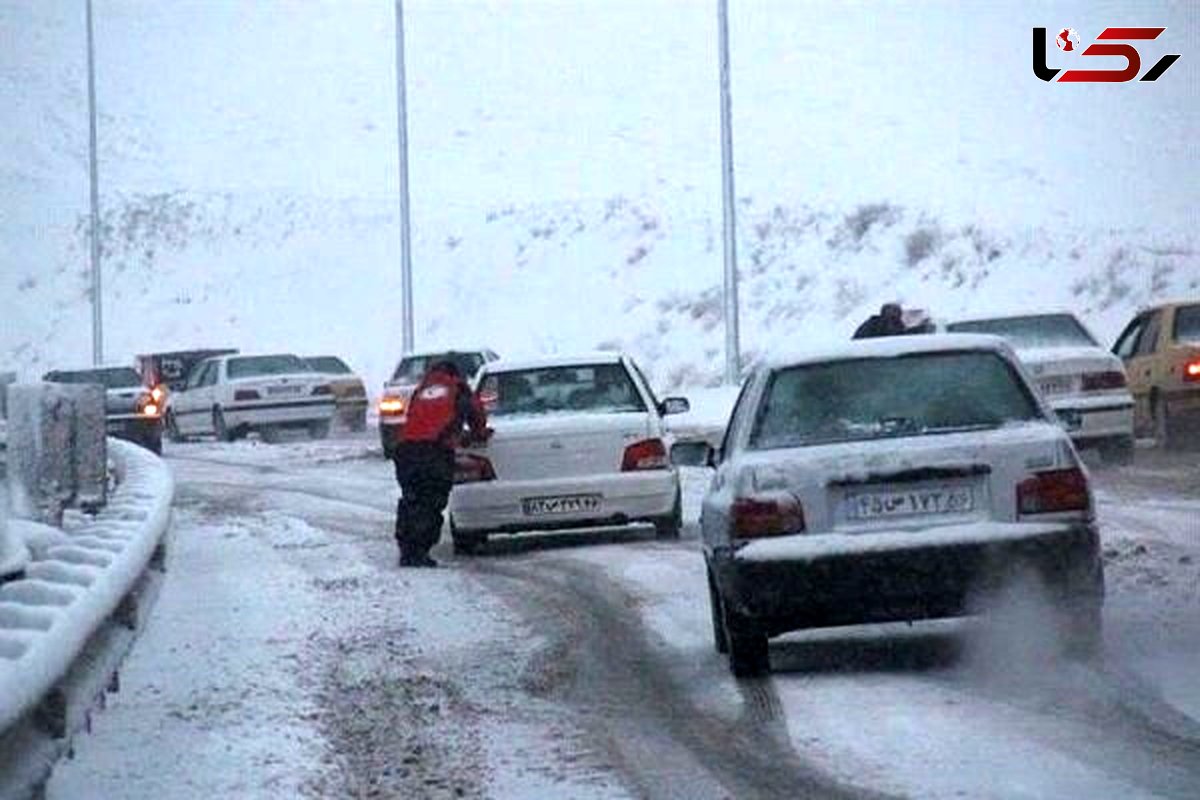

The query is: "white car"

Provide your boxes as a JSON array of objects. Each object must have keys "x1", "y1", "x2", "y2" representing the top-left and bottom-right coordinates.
[
  {"x1": 448, "y1": 353, "x2": 690, "y2": 553},
  {"x1": 165, "y1": 353, "x2": 335, "y2": 442},
  {"x1": 946, "y1": 312, "x2": 1136, "y2": 463},
  {"x1": 378, "y1": 349, "x2": 499, "y2": 458},
  {"x1": 679, "y1": 335, "x2": 1104, "y2": 677}
]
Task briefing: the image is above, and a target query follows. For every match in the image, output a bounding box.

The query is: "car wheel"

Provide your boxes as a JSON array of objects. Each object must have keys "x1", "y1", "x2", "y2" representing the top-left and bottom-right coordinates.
[
  {"x1": 144, "y1": 430, "x2": 163, "y2": 456},
  {"x1": 707, "y1": 566, "x2": 728, "y2": 654},
  {"x1": 450, "y1": 521, "x2": 486, "y2": 555},
  {"x1": 309, "y1": 420, "x2": 331, "y2": 440},
  {"x1": 165, "y1": 411, "x2": 185, "y2": 443},
  {"x1": 213, "y1": 408, "x2": 233, "y2": 442},
  {"x1": 654, "y1": 489, "x2": 683, "y2": 540},
  {"x1": 1099, "y1": 435, "x2": 1134, "y2": 466},
  {"x1": 724, "y1": 607, "x2": 769, "y2": 677}
]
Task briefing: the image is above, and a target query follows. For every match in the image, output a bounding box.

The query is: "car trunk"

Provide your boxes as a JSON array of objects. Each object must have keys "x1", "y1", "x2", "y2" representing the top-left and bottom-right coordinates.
[
  {"x1": 485, "y1": 412, "x2": 653, "y2": 481},
  {"x1": 231, "y1": 373, "x2": 320, "y2": 400},
  {"x1": 105, "y1": 387, "x2": 145, "y2": 416},
  {"x1": 740, "y1": 424, "x2": 1068, "y2": 535},
  {"x1": 1017, "y1": 347, "x2": 1122, "y2": 399}
]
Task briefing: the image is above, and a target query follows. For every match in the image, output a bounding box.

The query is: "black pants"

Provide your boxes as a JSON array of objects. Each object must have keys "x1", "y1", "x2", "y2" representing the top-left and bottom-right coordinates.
[{"x1": 393, "y1": 441, "x2": 455, "y2": 559}]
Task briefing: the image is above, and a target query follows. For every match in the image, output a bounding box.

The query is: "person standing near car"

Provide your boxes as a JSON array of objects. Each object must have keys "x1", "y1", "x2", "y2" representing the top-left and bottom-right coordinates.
[
  {"x1": 392, "y1": 357, "x2": 489, "y2": 567},
  {"x1": 853, "y1": 302, "x2": 908, "y2": 339}
]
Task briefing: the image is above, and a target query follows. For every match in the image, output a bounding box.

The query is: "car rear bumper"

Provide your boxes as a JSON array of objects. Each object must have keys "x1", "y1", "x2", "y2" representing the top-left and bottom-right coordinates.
[
  {"x1": 1048, "y1": 395, "x2": 1134, "y2": 441},
  {"x1": 709, "y1": 521, "x2": 1103, "y2": 637},
  {"x1": 450, "y1": 469, "x2": 679, "y2": 534},
  {"x1": 106, "y1": 415, "x2": 163, "y2": 442},
  {"x1": 225, "y1": 399, "x2": 334, "y2": 428}
]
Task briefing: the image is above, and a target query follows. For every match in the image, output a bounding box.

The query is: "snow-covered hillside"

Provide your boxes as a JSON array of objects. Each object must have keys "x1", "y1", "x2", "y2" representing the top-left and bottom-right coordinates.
[{"x1": 3, "y1": 189, "x2": 1196, "y2": 392}]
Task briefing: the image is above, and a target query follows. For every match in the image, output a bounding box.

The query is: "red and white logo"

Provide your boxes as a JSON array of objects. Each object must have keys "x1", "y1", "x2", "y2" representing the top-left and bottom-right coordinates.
[{"x1": 1055, "y1": 27, "x2": 1081, "y2": 51}]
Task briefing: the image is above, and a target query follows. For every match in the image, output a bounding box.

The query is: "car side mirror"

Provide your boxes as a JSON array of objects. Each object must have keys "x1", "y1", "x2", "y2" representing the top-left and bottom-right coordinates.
[
  {"x1": 670, "y1": 440, "x2": 714, "y2": 468},
  {"x1": 659, "y1": 396, "x2": 690, "y2": 416}
]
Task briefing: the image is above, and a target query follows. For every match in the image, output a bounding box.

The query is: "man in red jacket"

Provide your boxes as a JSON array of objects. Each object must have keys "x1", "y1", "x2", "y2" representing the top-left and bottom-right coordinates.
[{"x1": 393, "y1": 357, "x2": 489, "y2": 567}]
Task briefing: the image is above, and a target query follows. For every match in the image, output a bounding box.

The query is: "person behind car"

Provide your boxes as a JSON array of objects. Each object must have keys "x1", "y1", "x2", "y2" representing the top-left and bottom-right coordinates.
[
  {"x1": 392, "y1": 357, "x2": 489, "y2": 568},
  {"x1": 853, "y1": 302, "x2": 908, "y2": 339}
]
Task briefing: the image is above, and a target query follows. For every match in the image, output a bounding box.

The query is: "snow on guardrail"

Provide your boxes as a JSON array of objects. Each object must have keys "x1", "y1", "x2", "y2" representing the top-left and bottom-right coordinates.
[{"x1": 0, "y1": 438, "x2": 173, "y2": 735}]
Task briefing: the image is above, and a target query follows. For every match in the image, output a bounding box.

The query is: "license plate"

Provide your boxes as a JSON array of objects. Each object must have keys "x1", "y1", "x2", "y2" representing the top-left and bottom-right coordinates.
[
  {"x1": 1038, "y1": 376, "x2": 1074, "y2": 396},
  {"x1": 267, "y1": 385, "x2": 302, "y2": 396},
  {"x1": 847, "y1": 486, "x2": 975, "y2": 520},
  {"x1": 521, "y1": 494, "x2": 601, "y2": 516}
]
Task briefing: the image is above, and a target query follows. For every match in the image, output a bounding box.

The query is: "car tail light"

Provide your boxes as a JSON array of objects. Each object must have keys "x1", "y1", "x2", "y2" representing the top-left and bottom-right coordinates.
[
  {"x1": 621, "y1": 438, "x2": 668, "y2": 471},
  {"x1": 1080, "y1": 371, "x2": 1126, "y2": 391},
  {"x1": 454, "y1": 454, "x2": 496, "y2": 483},
  {"x1": 234, "y1": 389, "x2": 261, "y2": 401},
  {"x1": 379, "y1": 395, "x2": 406, "y2": 415},
  {"x1": 150, "y1": 384, "x2": 167, "y2": 403},
  {"x1": 731, "y1": 495, "x2": 805, "y2": 539},
  {"x1": 1017, "y1": 467, "x2": 1090, "y2": 515},
  {"x1": 312, "y1": 384, "x2": 332, "y2": 396},
  {"x1": 1186, "y1": 360, "x2": 1200, "y2": 383}
]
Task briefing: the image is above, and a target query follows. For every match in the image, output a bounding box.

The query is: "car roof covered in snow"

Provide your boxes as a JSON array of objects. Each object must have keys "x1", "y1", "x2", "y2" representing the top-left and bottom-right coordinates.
[
  {"x1": 764, "y1": 333, "x2": 1015, "y2": 370},
  {"x1": 483, "y1": 352, "x2": 625, "y2": 373},
  {"x1": 945, "y1": 309, "x2": 1082, "y2": 326}
]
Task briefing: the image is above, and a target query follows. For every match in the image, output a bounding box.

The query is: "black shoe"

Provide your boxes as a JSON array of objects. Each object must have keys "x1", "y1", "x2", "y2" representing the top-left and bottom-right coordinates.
[
  {"x1": 415, "y1": 555, "x2": 438, "y2": 568},
  {"x1": 398, "y1": 553, "x2": 418, "y2": 567}
]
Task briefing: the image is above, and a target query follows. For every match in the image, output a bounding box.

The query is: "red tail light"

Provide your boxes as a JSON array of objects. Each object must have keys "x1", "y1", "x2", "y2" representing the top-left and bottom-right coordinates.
[
  {"x1": 622, "y1": 438, "x2": 669, "y2": 471},
  {"x1": 234, "y1": 389, "x2": 261, "y2": 401},
  {"x1": 137, "y1": 394, "x2": 161, "y2": 418},
  {"x1": 454, "y1": 454, "x2": 496, "y2": 483},
  {"x1": 1080, "y1": 371, "x2": 1126, "y2": 391},
  {"x1": 731, "y1": 495, "x2": 805, "y2": 539},
  {"x1": 1185, "y1": 360, "x2": 1200, "y2": 383},
  {"x1": 1017, "y1": 467, "x2": 1090, "y2": 515}
]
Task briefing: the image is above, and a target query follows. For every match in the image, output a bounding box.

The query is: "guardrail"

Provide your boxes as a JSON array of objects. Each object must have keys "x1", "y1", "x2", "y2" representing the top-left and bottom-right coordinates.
[{"x1": 0, "y1": 436, "x2": 173, "y2": 799}]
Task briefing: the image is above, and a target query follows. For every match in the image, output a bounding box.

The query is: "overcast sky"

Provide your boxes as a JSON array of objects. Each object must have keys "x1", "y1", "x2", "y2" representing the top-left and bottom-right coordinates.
[{"x1": 3, "y1": 0, "x2": 1197, "y2": 231}]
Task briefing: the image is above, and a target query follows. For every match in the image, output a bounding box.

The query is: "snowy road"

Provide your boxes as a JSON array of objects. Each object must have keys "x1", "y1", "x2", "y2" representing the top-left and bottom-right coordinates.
[{"x1": 48, "y1": 437, "x2": 1200, "y2": 800}]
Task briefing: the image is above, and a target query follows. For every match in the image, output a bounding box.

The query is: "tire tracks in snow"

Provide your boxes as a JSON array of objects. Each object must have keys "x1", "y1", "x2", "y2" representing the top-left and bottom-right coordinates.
[{"x1": 474, "y1": 556, "x2": 891, "y2": 800}]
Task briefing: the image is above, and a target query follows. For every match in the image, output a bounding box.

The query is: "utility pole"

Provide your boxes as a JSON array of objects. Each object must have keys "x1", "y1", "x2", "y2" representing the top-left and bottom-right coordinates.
[
  {"x1": 85, "y1": 0, "x2": 103, "y2": 365},
  {"x1": 395, "y1": 0, "x2": 415, "y2": 354},
  {"x1": 717, "y1": 0, "x2": 740, "y2": 384}
]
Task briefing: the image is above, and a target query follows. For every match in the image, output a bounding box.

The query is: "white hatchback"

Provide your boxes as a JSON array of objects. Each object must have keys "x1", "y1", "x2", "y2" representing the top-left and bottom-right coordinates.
[
  {"x1": 947, "y1": 312, "x2": 1135, "y2": 463},
  {"x1": 679, "y1": 335, "x2": 1105, "y2": 676},
  {"x1": 166, "y1": 353, "x2": 336, "y2": 442},
  {"x1": 448, "y1": 353, "x2": 690, "y2": 553}
]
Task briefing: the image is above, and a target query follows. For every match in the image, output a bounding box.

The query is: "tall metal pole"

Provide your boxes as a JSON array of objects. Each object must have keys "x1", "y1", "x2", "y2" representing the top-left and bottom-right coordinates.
[
  {"x1": 717, "y1": 0, "x2": 740, "y2": 384},
  {"x1": 85, "y1": 0, "x2": 103, "y2": 365},
  {"x1": 394, "y1": 0, "x2": 415, "y2": 354}
]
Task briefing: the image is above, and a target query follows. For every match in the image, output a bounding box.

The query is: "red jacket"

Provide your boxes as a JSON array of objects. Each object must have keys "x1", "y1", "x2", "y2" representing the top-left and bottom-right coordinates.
[{"x1": 401, "y1": 367, "x2": 488, "y2": 448}]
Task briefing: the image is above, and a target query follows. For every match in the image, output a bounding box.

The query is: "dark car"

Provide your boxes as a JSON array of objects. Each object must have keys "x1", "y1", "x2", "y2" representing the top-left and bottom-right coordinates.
[
  {"x1": 42, "y1": 366, "x2": 165, "y2": 454},
  {"x1": 136, "y1": 348, "x2": 239, "y2": 393}
]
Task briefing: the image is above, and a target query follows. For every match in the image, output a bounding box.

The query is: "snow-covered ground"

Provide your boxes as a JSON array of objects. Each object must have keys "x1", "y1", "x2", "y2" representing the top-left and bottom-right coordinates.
[{"x1": 47, "y1": 435, "x2": 1200, "y2": 799}]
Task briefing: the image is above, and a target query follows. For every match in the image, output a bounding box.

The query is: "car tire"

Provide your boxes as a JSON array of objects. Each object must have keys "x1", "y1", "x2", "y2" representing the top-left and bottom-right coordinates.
[
  {"x1": 653, "y1": 490, "x2": 683, "y2": 540},
  {"x1": 1152, "y1": 393, "x2": 1182, "y2": 450},
  {"x1": 450, "y1": 522, "x2": 486, "y2": 555},
  {"x1": 309, "y1": 420, "x2": 331, "y2": 440},
  {"x1": 724, "y1": 607, "x2": 769, "y2": 677},
  {"x1": 144, "y1": 431, "x2": 163, "y2": 456},
  {"x1": 707, "y1": 566, "x2": 728, "y2": 654},
  {"x1": 213, "y1": 408, "x2": 233, "y2": 442},
  {"x1": 1099, "y1": 436, "x2": 1135, "y2": 466},
  {"x1": 165, "y1": 411, "x2": 185, "y2": 443}
]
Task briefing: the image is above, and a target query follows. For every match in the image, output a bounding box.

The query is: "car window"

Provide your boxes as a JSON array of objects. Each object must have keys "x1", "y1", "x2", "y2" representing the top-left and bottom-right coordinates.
[
  {"x1": 186, "y1": 361, "x2": 211, "y2": 389},
  {"x1": 749, "y1": 351, "x2": 1042, "y2": 450},
  {"x1": 479, "y1": 363, "x2": 647, "y2": 417},
  {"x1": 1134, "y1": 312, "x2": 1162, "y2": 357},
  {"x1": 626, "y1": 359, "x2": 661, "y2": 411},
  {"x1": 718, "y1": 373, "x2": 757, "y2": 461},
  {"x1": 202, "y1": 362, "x2": 220, "y2": 387},
  {"x1": 305, "y1": 356, "x2": 351, "y2": 374},
  {"x1": 43, "y1": 367, "x2": 142, "y2": 389},
  {"x1": 946, "y1": 314, "x2": 1097, "y2": 348},
  {"x1": 1113, "y1": 315, "x2": 1147, "y2": 360},
  {"x1": 227, "y1": 355, "x2": 310, "y2": 379},
  {"x1": 1173, "y1": 304, "x2": 1200, "y2": 345}
]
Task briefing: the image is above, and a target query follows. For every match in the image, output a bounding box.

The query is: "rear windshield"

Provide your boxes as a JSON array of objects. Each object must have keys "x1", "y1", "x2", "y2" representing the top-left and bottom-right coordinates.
[
  {"x1": 1174, "y1": 305, "x2": 1200, "y2": 344},
  {"x1": 392, "y1": 352, "x2": 485, "y2": 382},
  {"x1": 479, "y1": 363, "x2": 646, "y2": 417},
  {"x1": 44, "y1": 367, "x2": 142, "y2": 389},
  {"x1": 227, "y1": 355, "x2": 311, "y2": 379},
  {"x1": 947, "y1": 314, "x2": 1096, "y2": 349},
  {"x1": 305, "y1": 357, "x2": 352, "y2": 375},
  {"x1": 750, "y1": 351, "x2": 1042, "y2": 449}
]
